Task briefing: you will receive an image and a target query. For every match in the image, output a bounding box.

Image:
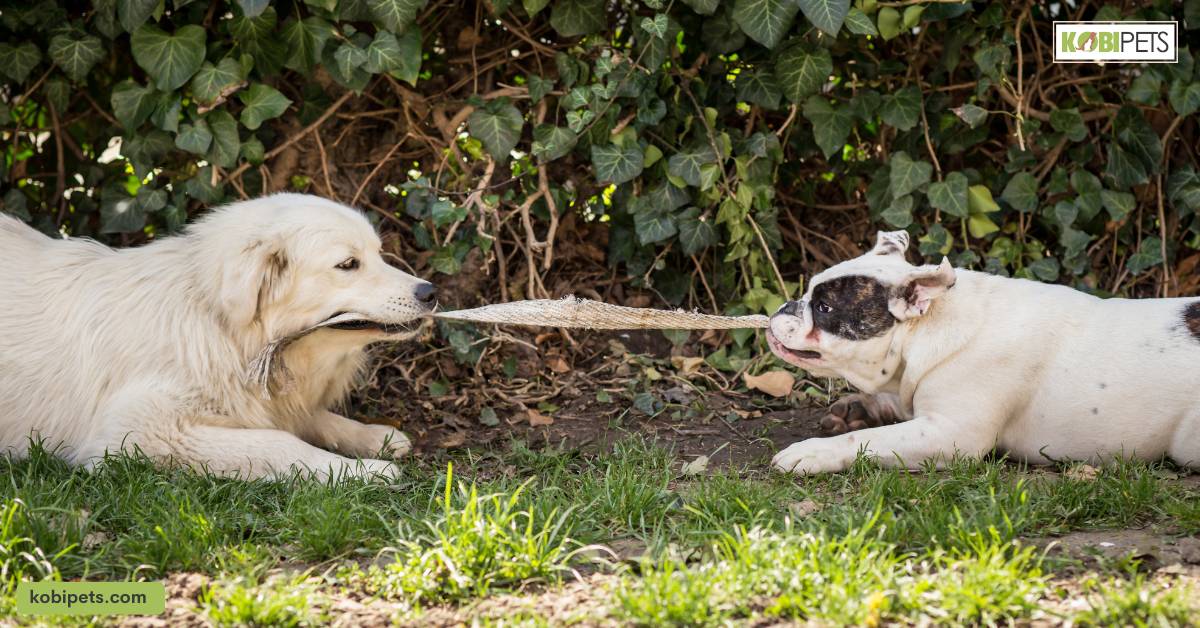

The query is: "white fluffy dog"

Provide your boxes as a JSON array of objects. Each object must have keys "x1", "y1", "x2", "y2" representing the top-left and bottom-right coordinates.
[{"x1": 0, "y1": 194, "x2": 434, "y2": 480}]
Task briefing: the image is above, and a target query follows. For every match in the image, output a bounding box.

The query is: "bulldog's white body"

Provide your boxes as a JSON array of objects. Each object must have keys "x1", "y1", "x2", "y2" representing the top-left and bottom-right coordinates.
[{"x1": 768, "y1": 231, "x2": 1200, "y2": 474}]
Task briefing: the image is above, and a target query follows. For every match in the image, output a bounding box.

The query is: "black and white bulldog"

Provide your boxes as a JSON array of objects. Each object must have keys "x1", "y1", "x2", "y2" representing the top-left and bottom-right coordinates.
[{"x1": 767, "y1": 230, "x2": 1200, "y2": 475}]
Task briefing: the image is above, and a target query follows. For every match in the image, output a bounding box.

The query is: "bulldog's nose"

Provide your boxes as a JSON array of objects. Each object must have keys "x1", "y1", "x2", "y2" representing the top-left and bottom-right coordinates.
[
  {"x1": 776, "y1": 300, "x2": 800, "y2": 317},
  {"x1": 414, "y1": 282, "x2": 436, "y2": 305}
]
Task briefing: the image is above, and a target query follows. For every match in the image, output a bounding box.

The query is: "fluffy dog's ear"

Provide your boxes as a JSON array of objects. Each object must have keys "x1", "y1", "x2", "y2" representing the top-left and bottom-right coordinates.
[
  {"x1": 871, "y1": 230, "x2": 910, "y2": 257},
  {"x1": 889, "y1": 257, "x2": 956, "y2": 320},
  {"x1": 220, "y1": 238, "x2": 289, "y2": 328}
]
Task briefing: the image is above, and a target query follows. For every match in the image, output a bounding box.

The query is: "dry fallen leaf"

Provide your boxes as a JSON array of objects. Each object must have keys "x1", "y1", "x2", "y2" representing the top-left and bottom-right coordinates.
[
  {"x1": 1066, "y1": 464, "x2": 1100, "y2": 481},
  {"x1": 82, "y1": 531, "x2": 109, "y2": 551},
  {"x1": 788, "y1": 499, "x2": 823, "y2": 518},
  {"x1": 671, "y1": 355, "x2": 706, "y2": 376},
  {"x1": 439, "y1": 431, "x2": 467, "y2": 448},
  {"x1": 527, "y1": 409, "x2": 555, "y2": 426},
  {"x1": 743, "y1": 370, "x2": 795, "y2": 397},
  {"x1": 681, "y1": 455, "x2": 709, "y2": 476},
  {"x1": 545, "y1": 355, "x2": 571, "y2": 374}
]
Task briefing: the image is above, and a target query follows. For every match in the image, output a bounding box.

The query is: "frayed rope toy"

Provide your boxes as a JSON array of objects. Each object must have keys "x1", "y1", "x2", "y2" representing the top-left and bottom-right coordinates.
[{"x1": 246, "y1": 296, "x2": 769, "y2": 398}]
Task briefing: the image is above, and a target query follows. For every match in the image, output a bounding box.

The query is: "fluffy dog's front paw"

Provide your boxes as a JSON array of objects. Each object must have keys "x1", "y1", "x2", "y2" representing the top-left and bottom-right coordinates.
[
  {"x1": 771, "y1": 440, "x2": 852, "y2": 475},
  {"x1": 820, "y1": 394, "x2": 900, "y2": 435},
  {"x1": 356, "y1": 424, "x2": 412, "y2": 459}
]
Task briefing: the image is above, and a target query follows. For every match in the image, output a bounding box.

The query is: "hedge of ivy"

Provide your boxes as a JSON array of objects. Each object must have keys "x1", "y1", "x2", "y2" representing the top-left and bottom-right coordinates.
[{"x1": 2, "y1": 0, "x2": 1199, "y2": 327}]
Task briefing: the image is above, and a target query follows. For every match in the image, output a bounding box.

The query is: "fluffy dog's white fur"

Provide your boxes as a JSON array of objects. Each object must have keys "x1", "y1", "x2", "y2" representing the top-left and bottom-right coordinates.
[{"x1": 0, "y1": 194, "x2": 433, "y2": 480}]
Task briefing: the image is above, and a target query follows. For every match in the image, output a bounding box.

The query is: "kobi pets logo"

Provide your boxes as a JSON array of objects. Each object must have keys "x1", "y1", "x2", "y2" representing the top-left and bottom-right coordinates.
[{"x1": 1054, "y1": 21, "x2": 1178, "y2": 63}]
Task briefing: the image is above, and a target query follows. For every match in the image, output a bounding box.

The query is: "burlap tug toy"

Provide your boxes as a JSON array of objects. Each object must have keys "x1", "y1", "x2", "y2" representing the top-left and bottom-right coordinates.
[{"x1": 246, "y1": 296, "x2": 769, "y2": 398}]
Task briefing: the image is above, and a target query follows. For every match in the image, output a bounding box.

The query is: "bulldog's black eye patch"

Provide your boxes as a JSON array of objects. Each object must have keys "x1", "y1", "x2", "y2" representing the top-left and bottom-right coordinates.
[
  {"x1": 1182, "y1": 302, "x2": 1200, "y2": 341},
  {"x1": 810, "y1": 275, "x2": 895, "y2": 340}
]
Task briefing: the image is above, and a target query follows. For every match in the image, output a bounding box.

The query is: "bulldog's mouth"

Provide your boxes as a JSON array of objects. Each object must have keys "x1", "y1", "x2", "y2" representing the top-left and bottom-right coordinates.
[{"x1": 767, "y1": 330, "x2": 822, "y2": 362}]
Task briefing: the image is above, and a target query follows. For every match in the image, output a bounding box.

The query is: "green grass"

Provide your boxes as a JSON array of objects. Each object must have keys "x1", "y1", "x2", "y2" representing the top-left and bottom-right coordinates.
[{"x1": 1, "y1": 439, "x2": 1198, "y2": 624}]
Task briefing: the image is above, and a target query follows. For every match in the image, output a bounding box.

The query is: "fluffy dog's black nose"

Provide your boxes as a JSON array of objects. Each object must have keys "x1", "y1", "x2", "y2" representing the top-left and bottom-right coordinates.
[
  {"x1": 776, "y1": 300, "x2": 800, "y2": 317},
  {"x1": 414, "y1": 282, "x2": 436, "y2": 305}
]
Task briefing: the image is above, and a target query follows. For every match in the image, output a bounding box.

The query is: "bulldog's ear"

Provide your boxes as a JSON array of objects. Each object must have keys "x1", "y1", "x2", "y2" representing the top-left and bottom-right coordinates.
[
  {"x1": 888, "y1": 257, "x2": 956, "y2": 321},
  {"x1": 871, "y1": 230, "x2": 910, "y2": 257},
  {"x1": 220, "y1": 237, "x2": 289, "y2": 328}
]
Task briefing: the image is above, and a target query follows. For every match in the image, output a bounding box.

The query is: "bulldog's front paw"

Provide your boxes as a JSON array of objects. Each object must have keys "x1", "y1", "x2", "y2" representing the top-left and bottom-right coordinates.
[
  {"x1": 820, "y1": 393, "x2": 901, "y2": 435},
  {"x1": 772, "y1": 439, "x2": 853, "y2": 475},
  {"x1": 354, "y1": 424, "x2": 412, "y2": 459}
]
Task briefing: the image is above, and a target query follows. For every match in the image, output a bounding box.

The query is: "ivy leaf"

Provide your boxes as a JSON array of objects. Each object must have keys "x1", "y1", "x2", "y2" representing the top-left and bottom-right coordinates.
[
  {"x1": 668, "y1": 144, "x2": 719, "y2": 187},
  {"x1": 880, "y1": 195, "x2": 914, "y2": 228},
  {"x1": 775, "y1": 44, "x2": 831, "y2": 104},
  {"x1": 677, "y1": 208, "x2": 717, "y2": 255},
  {"x1": 682, "y1": 0, "x2": 719, "y2": 15},
  {"x1": 368, "y1": 0, "x2": 427, "y2": 33},
  {"x1": 633, "y1": 206, "x2": 677, "y2": 245},
  {"x1": 282, "y1": 17, "x2": 334, "y2": 72},
  {"x1": 1105, "y1": 143, "x2": 1149, "y2": 190},
  {"x1": 592, "y1": 143, "x2": 645, "y2": 184},
  {"x1": 48, "y1": 33, "x2": 105, "y2": 83},
  {"x1": 796, "y1": 0, "x2": 850, "y2": 37},
  {"x1": 973, "y1": 43, "x2": 1011, "y2": 81},
  {"x1": 206, "y1": 110, "x2": 241, "y2": 168},
  {"x1": 1000, "y1": 172, "x2": 1038, "y2": 213},
  {"x1": 801, "y1": 96, "x2": 852, "y2": 159},
  {"x1": 951, "y1": 103, "x2": 988, "y2": 129},
  {"x1": 334, "y1": 43, "x2": 368, "y2": 78},
  {"x1": 927, "y1": 171, "x2": 969, "y2": 217},
  {"x1": 1168, "y1": 80, "x2": 1200, "y2": 117},
  {"x1": 111, "y1": 80, "x2": 159, "y2": 130},
  {"x1": 175, "y1": 119, "x2": 213, "y2": 154},
  {"x1": 190, "y1": 58, "x2": 245, "y2": 106},
  {"x1": 526, "y1": 75, "x2": 553, "y2": 104},
  {"x1": 1125, "y1": 236, "x2": 1163, "y2": 275},
  {"x1": 1166, "y1": 167, "x2": 1200, "y2": 215},
  {"x1": 734, "y1": 0, "x2": 799, "y2": 49},
  {"x1": 1071, "y1": 170, "x2": 1103, "y2": 221},
  {"x1": 1126, "y1": 72, "x2": 1162, "y2": 106},
  {"x1": 1100, "y1": 189, "x2": 1135, "y2": 222},
  {"x1": 737, "y1": 71, "x2": 782, "y2": 109},
  {"x1": 888, "y1": 151, "x2": 932, "y2": 198},
  {"x1": 1049, "y1": 107, "x2": 1087, "y2": 142},
  {"x1": 44, "y1": 78, "x2": 70, "y2": 113},
  {"x1": 640, "y1": 14, "x2": 669, "y2": 39},
  {"x1": 967, "y1": 213, "x2": 999, "y2": 238},
  {"x1": 879, "y1": 85, "x2": 922, "y2": 131},
  {"x1": 100, "y1": 186, "x2": 147, "y2": 234},
  {"x1": 524, "y1": 0, "x2": 551, "y2": 16},
  {"x1": 876, "y1": 7, "x2": 901, "y2": 40},
  {"x1": 130, "y1": 25, "x2": 206, "y2": 91},
  {"x1": 366, "y1": 29, "x2": 422, "y2": 85},
  {"x1": 237, "y1": 0, "x2": 271, "y2": 18},
  {"x1": 967, "y1": 184, "x2": 1000, "y2": 215},
  {"x1": 238, "y1": 83, "x2": 292, "y2": 130},
  {"x1": 0, "y1": 42, "x2": 42, "y2": 84},
  {"x1": 468, "y1": 101, "x2": 524, "y2": 162},
  {"x1": 2, "y1": 189, "x2": 31, "y2": 221},
  {"x1": 118, "y1": 0, "x2": 158, "y2": 33},
  {"x1": 532, "y1": 125, "x2": 577, "y2": 162},
  {"x1": 550, "y1": 0, "x2": 606, "y2": 38},
  {"x1": 843, "y1": 7, "x2": 878, "y2": 36}
]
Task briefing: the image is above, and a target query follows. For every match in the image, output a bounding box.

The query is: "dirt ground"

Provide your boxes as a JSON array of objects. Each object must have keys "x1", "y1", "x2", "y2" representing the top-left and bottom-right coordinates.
[{"x1": 354, "y1": 327, "x2": 833, "y2": 470}]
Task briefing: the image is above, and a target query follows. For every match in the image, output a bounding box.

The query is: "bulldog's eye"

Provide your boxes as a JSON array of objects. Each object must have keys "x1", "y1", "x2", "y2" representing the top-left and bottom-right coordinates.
[
  {"x1": 336, "y1": 257, "x2": 360, "y2": 271},
  {"x1": 815, "y1": 301, "x2": 833, "y2": 314}
]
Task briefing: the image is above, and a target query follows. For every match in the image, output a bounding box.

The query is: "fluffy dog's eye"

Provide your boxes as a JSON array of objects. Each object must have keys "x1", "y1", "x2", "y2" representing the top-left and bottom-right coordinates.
[
  {"x1": 336, "y1": 258, "x2": 359, "y2": 271},
  {"x1": 816, "y1": 301, "x2": 833, "y2": 314}
]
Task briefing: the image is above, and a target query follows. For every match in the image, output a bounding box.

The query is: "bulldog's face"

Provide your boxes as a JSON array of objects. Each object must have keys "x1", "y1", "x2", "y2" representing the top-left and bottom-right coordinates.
[{"x1": 767, "y1": 231, "x2": 956, "y2": 388}]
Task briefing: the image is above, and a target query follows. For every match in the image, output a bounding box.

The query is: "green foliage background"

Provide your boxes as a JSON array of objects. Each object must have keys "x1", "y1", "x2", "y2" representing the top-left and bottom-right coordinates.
[{"x1": 2, "y1": 0, "x2": 1199, "y2": 334}]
